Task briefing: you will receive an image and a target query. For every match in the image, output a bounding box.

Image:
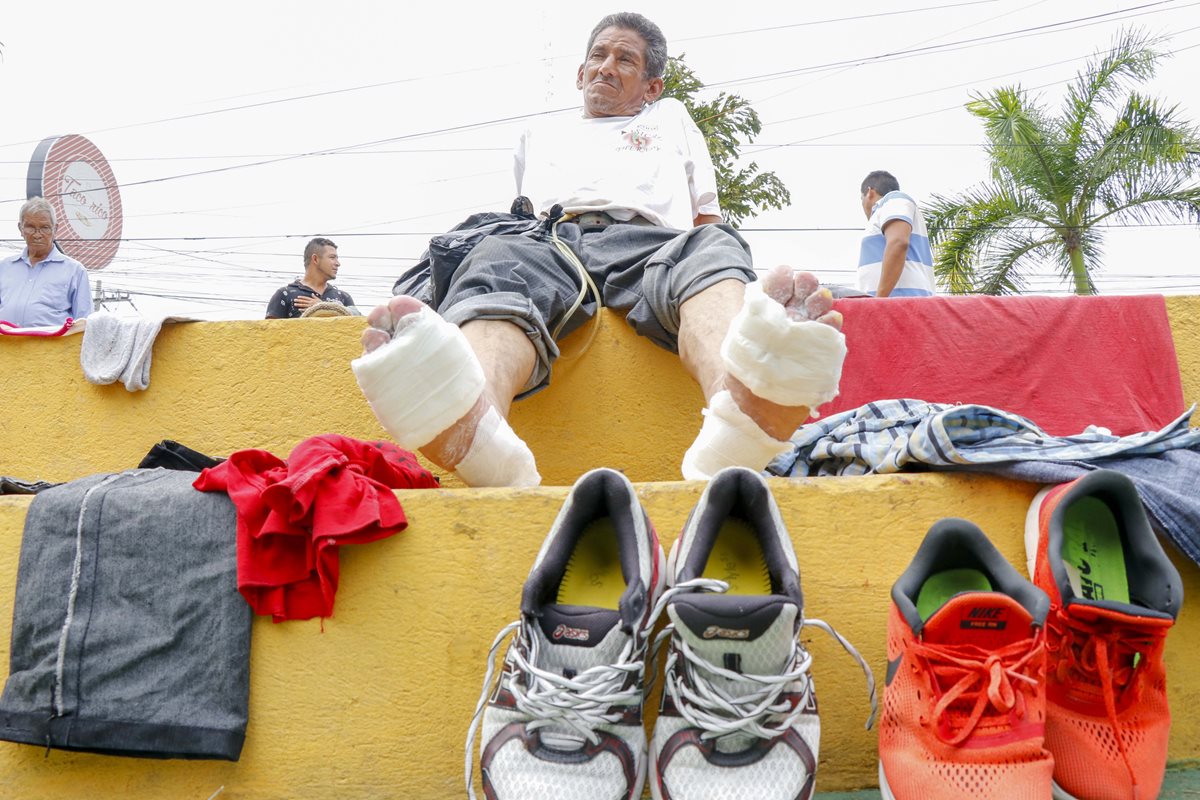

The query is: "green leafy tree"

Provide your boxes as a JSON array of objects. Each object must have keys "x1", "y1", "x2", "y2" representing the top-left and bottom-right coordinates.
[
  {"x1": 662, "y1": 55, "x2": 790, "y2": 227},
  {"x1": 926, "y1": 29, "x2": 1200, "y2": 295}
]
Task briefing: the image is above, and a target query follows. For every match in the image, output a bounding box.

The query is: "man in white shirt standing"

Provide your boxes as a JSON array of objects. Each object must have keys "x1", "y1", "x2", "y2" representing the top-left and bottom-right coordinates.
[
  {"x1": 857, "y1": 170, "x2": 937, "y2": 297},
  {"x1": 352, "y1": 12, "x2": 849, "y2": 488}
]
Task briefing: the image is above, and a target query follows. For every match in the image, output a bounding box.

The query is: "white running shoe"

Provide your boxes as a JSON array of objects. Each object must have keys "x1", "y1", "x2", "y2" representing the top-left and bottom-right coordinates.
[
  {"x1": 466, "y1": 468, "x2": 665, "y2": 800},
  {"x1": 650, "y1": 466, "x2": 876, "y2": 800}
]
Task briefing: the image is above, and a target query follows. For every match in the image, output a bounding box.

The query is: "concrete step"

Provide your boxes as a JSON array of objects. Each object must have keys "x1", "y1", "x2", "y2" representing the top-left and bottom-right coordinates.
[{"x1": 3, "y1": 473, "x2": 1198, "y2": 798}]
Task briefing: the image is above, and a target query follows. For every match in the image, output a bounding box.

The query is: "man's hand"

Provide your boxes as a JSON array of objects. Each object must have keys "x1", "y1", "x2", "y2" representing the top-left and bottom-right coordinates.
[
  {"x1": 694, "y1": 213, "x2": 723, "y2": 226},
  {"x1": 293, "y1": 295, "x2": 318, "y2": 311},
  {"x1": 876, "y1": 219, "x2": 912, "y2": 298}
]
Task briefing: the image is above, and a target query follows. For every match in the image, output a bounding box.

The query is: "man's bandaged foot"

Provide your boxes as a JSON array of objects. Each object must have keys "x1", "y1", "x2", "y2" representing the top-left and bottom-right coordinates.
[
  {"x1": 453, "y1": 407, "x2": 541, "y2": 488},
  {"x1": 682, "y1": 391, "x2": 793, "y2": 480},
  {"x1": 683, "y1": 275, "x2": 847, "y2": 480},
  {"x1": 352, "y1": 301, "x2": 540, "y2": 487},
  {"x1": 721, "y1": 280, "x2": 847, "y2": 409}
]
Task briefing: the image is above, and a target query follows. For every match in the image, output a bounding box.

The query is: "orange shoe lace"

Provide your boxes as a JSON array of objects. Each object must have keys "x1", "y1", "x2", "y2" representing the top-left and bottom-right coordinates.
[
  {"x1": 911, "y1": 632, "x2": 1045, "y2": 746},
  {"x1": 1047, "y1": 611, "x2": 1165, "y2": 800}
]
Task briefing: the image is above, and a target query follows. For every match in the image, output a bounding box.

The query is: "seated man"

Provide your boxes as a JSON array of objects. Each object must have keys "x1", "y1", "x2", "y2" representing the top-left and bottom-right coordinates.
[
  {"x1": 0, "y1": 197, "x2": 93, "y2": 327},
  {"x1": 352, "y1": 12, "x2": 846, "y2": 487},
  {"x1": 265, "y1": 237, "x2": 356, "y2": 319}
]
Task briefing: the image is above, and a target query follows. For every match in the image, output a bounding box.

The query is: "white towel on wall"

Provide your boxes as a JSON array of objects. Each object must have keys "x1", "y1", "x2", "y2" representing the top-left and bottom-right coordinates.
[{"x1": 79, "y1": 311, "x2": 167, "y2": 392}]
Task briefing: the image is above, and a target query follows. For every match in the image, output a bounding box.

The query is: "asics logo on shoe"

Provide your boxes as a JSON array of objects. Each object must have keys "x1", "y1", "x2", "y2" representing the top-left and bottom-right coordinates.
[
  {"x1": 702, "y1": 625, "x2": 750, "y2": 640},
  {"x1": 551, "y1": 624, "x2": 590, "y2": 642}
]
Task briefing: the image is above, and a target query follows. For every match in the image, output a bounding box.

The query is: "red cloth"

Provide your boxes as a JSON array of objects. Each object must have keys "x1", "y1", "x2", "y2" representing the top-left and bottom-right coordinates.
[
  {"x1": 193, "y1": 435, "x2": 439, "y2": 622},
  {"x1": 820, "y1": 294, "x2": 1185, "y2": 436},
  {"x1": 0, "y1": 318, "x2": 75, "y2": 336}
]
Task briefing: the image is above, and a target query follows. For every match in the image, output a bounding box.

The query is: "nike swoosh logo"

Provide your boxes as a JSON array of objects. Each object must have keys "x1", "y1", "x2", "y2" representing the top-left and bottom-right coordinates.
[{"x1": 885, "y1": 654, "x2": 903, "y2": 687}]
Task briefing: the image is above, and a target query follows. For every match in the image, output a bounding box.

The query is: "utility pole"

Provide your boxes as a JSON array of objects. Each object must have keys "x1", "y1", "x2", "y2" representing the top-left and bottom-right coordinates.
[{"x1": 92, "y1": 280, "x2": 133, "y2": 310}]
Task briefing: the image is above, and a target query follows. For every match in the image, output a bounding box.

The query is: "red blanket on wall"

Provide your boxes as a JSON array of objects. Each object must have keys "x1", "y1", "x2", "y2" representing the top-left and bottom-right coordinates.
[
  {"x1": 194, "y1": 435, "x2": 439, "y2": 622},
  {"x1": 819, "y1": 294, "x2": 1185, "y2": 436}
]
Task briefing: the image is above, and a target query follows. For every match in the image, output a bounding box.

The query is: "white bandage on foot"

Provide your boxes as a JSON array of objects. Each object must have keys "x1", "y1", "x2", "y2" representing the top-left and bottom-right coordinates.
[
  {"x1": 351, "y1": 307, "x2": 486, "y2": 450},
  {"x1": 721, "y1": 280, "x2": 847, "y2": 410},
  {"x1": 681, "y1": 391, "x2": 792, "y2": 480},
  {"x1": 452, "y1": 407, "x2": 542, "y2": 488}
]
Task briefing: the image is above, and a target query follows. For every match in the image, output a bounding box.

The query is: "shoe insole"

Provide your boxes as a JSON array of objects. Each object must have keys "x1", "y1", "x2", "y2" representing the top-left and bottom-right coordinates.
[
  {"x1": 557, "y1": 519, "x2": 625, "y2": 609},
  {"x1": 700, "y1": 519, "x2": 772, "y2": 596},
  {"x1": 916, "y1": 568, "x2": 993, "y2": 621},
  {"x1": 1062, "y1": 496, "x2": 1130, "y2": 604}
]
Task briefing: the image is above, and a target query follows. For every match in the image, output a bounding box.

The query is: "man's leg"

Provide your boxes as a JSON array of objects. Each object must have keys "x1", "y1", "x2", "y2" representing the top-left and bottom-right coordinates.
[
  {"x1": 354, "y1": 229, "x2": 593, "y2": 487},
  {"x1": 678, "y1": 265, "x2": 843, "y2": 478},
  {"x1": 356, "y1": 295, "x2": 541, "y2": 487}
]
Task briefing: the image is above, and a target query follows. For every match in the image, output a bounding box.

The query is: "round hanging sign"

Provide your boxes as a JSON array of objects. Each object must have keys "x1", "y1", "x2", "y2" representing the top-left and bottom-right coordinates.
[{"x1": 26, "y1": 134, "x2": 123, "y2": 271}]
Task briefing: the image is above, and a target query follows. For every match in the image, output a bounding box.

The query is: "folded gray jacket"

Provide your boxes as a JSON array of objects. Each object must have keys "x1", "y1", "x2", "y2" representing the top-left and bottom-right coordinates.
[{"x1": 0, "y1": 469, "x2": 251, "y2": 760}]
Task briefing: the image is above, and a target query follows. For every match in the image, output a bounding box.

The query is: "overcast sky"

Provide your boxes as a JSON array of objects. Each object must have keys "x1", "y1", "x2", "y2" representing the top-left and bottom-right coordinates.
[{"x1": 2, "y1": 0, "x2": 1198, "y2": 319}]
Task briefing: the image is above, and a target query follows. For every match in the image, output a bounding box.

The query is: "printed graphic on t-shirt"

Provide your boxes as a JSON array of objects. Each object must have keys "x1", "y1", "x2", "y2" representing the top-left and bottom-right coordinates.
[{"x1": 620, "y1": 124, "x2": 660, "y2": 153}]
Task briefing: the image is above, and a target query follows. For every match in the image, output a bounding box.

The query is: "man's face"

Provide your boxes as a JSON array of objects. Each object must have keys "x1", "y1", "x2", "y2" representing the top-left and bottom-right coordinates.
[
  {"x1": 19, "y1": 211, "x2": 54, "y2": 257},
  {"x1": 313, "y1": 245, "x2": 339, "y2": 280},
  {"x1": 577, "y1": 26, "x2": 663, "y2": 118}
]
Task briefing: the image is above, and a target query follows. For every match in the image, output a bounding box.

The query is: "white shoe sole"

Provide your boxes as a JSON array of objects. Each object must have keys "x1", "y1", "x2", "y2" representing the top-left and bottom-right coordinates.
[{"x1": 1024, "y1": 484, "x2": 1056, "y2": 579}]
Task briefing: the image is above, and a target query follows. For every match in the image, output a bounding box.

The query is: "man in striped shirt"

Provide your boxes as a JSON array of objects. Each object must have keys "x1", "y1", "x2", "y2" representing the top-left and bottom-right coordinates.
[{"x1": 857, "y1": 170, "x2": 936, "y2": 297}]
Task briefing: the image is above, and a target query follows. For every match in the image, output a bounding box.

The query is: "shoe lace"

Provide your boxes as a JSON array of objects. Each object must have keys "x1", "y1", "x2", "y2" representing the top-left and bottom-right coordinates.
[
  {"x1": 1048, "y1": 611, "x2": 1165, "y2": 799},
  {"x1": 653, "y1": 585, "x2": 878, "y2": 743},
  {"x1": 463, "y1": 579, "x2": 714, "y2": 800},
  {"x1": 911, "y1": 631, "x2": 1044, "y2": 746}
]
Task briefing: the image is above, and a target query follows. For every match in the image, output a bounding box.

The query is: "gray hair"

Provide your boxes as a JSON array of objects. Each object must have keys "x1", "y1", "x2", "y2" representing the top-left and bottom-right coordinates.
[
  {"x1": 304, "y1": 236, "x2": 337, "y2": 266},
  {"x1": 861, "y1": 170, "x2": 901, "y2": 197},
  {"x1": 586, "y1": 12, "x2": 668, "y2": 79},
  {"x1": 19, "y1": 196, "x2": 56, "y2": 229}
]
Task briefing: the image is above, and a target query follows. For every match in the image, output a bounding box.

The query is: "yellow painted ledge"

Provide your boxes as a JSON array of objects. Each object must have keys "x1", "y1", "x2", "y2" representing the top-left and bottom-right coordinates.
[
  {"x1": 0, "y1": 312, "x2": 701, "y2": 489},
  {"x1": 1, "y1": 294, "x2": 1198, "y2": 490},
  {"x1": 3, "y1": 473, "x2": 1199, "y2": 798}
]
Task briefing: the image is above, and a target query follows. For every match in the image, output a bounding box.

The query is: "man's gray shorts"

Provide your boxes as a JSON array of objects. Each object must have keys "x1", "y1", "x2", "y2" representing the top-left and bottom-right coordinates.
[{"x1": 395, "y1": 221, "x2": 756, "y2": 397}]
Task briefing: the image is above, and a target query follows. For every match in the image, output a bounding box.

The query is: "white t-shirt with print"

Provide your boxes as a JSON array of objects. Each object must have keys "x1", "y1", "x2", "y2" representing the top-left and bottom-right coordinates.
[{"x1": 514, "y1": 97, "x2": 721, "y2": 231}]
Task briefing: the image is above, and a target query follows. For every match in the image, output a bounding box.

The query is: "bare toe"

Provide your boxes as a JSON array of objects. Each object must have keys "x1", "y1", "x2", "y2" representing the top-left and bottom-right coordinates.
[
  {"x1": 801, "y1": 287, "x2": 834, "y2": 321},
  {"x1": 814, "y1": 309, "x2": 843, "y2": 330},
  {"x1": 791, "y1": 271, "x2": 820, "y2": 300},
  {"x1": 362, "y1": 295, "x2": 429, "y2": 353},
  {"x1": 362, "y1": 327, "x2": 392, "y2": 353},
  {"x1": 366, "y1": 304, "x2": 394, "y2": 332},
  {"x1": 387, "y1": 295, "x2": 424, "y2": 319},
  {"x1": 761, "y1": 264, "x2": 796, "y2": 305}
]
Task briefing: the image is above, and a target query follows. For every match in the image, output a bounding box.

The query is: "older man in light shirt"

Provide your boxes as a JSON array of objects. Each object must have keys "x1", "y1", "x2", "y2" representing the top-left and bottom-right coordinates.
[{"x1": 0, "y1": 197, "x2": 93, "y2": 328}]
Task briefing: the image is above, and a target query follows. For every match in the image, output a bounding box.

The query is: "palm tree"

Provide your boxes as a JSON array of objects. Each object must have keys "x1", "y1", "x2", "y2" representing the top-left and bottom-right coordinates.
[{"x1": 927, "y1": 29, "x2": 1200, "y2": 295}]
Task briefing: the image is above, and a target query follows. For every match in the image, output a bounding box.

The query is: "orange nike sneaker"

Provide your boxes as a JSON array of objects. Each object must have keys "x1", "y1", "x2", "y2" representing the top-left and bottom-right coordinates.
[
  {"x1": 1026, "y1": 469, "x2": 1183, "y2": 800},
  {"x1": 879, "y1": 518, "x2": 1054, "y2": 800}
]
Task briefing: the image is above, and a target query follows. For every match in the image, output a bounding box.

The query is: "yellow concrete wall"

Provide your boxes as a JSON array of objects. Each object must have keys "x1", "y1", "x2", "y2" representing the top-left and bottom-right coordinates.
[
  {"x1": 0, "y1": 313, "x2": 701, "y2": 489},
  {"x1": 2, "y1": 474, "x2": 1199, "y2": 798},
  {"x1": 1166, "y1": 296, "x2": 1200, "y2": 409},
  {"x1": 3, "y1": 296, "x2": 1198, "y2": 490}
]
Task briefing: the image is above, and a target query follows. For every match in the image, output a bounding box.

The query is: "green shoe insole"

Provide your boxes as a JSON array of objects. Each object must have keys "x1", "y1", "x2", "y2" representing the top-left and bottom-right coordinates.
[
  {"x1": 557, "y1": 519, "x2": 625, "y2": 609},
  {"x1": 700, "y1": 519, "x2": 772, "y2": 596},
  {"x1": 1062, "y1": 497, "x2": 1130, "y2": 604},
  {"x1": 916, "y1": 568, "x2": 993, "y2": 621}
]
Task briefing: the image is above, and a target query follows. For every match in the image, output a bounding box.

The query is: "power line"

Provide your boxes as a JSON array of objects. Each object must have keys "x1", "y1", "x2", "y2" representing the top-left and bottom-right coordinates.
[
  {"x1": 676, "y1": 0, "x2": 1005, "y2": 43},
  {"x1": 711, "y1": 0, "x2": 1192, "y2": 90},
  {"x1": 0, "y1": 1, "x2": 1010, "y2": 155},
  {"x1": 6, "y1": 2, "x2": 1194, "y2": 209},
  {"x1": 757, "y1": 38, "x2": 1200, "y2": 148},
  {"x1": 761, "y1": 29, "x2": 1200, "y2": 128}
]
